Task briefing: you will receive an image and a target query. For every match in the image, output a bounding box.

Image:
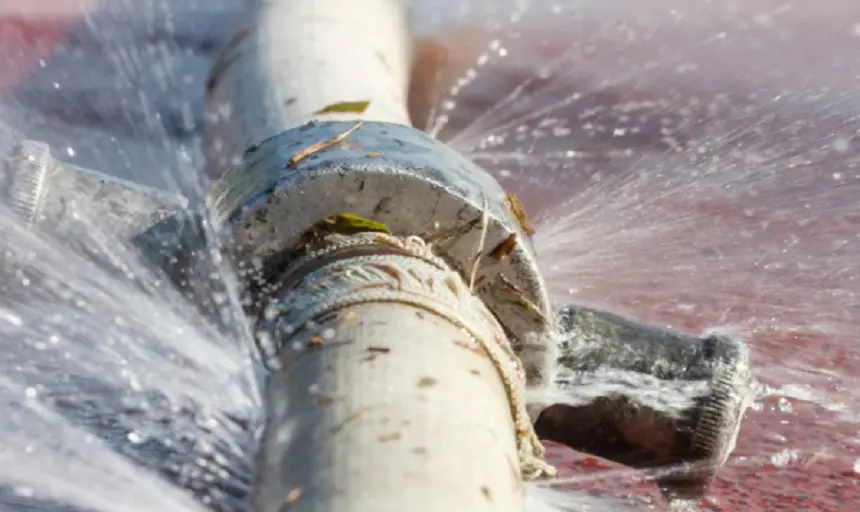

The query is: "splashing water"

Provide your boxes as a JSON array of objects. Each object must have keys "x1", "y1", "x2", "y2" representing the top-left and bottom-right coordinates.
[
  {"x1": 418, "y1": 0, "x2": 860, "y2": 509},
  {"x1": 0, "y1": 207, "x2": 260, "y2": 511},
  {"x1": 1, "y1": 0, "x2": 859, "y2": 511},
  {"x1": 0, "y1": 1, "x2": 261, "y2": 511}
]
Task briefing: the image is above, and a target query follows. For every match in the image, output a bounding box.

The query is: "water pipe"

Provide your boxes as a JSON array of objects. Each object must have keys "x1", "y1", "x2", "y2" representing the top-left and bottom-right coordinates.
[{"x1": 0, "y1": 0, "x2": 757, "y2": 509}]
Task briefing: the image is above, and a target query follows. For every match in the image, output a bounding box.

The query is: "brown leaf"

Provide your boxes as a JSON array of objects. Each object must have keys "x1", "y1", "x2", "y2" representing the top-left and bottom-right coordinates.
[
  {"x1": 506, "y1": 193, "x2": 535, "y2": 236},
  {"x1": 489, "y1": 233, "x2": 518, "y2": 260}
]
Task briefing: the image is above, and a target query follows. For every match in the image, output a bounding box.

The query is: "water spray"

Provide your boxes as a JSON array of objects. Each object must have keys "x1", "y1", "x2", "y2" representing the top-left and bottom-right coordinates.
[{"x1": 1, "y1": 0, "x2": 756, "y2": 510}]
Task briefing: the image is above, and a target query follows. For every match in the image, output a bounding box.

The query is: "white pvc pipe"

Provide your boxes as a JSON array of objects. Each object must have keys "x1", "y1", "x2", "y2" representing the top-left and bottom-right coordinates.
[
  {"x1": 202, "y1": 2, "x2": 531, "y2": 511},
  {"x1": 255, "y1": 301, "x2": 523, "y2": 512},
  {"x1": 248, "y1": 242, "x2": 530, "y2": 512},
  {"x1": 204, "y1": 0, "x2": 414, "y2": 176}
]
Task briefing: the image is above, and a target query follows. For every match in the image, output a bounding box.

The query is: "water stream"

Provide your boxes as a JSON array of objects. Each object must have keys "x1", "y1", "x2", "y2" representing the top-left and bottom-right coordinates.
[{"x1": 0, "y1": 1, "x2": 858, "y2": 510}]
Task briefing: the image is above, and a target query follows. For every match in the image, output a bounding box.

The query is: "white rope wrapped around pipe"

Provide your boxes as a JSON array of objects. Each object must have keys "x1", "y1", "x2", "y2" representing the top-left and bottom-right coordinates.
[
  {"x1": 202, "y1": 1, "x2": 557, "y2": 511},
  {"x1": 253, "y1": 232, "x2": 546, "y2": 512}
]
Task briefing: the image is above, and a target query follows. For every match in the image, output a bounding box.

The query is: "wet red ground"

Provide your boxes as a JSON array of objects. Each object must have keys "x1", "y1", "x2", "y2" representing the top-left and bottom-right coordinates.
[
  {"x1": 413, "y1": 2, "x2": 860, "y2": 509},
  {"x1": 4, "y1": 1, "x2": 860, "y2": 510},
  {"x1": 0, "y1": 0, "x2": 89, "y2": 90}
]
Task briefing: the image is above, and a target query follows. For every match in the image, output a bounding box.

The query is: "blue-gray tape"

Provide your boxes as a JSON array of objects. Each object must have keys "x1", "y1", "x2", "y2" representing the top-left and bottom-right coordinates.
[{"x1": 206, "y1": 120, "x2": 555, "y2": 387}]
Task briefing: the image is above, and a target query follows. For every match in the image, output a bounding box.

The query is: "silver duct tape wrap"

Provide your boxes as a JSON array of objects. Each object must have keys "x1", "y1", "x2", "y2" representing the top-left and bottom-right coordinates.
[
  {"x1": 256, "y1": 231, "x2": 555, "y2": 482},
  {"x1": 206, "y1": 120, "x2": 556, "y2": 393}
]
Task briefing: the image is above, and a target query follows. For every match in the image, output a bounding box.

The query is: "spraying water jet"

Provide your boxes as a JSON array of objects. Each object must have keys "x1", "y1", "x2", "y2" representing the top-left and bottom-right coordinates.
[{"x1": 0, "y1": 1, "x2": 759, "y2": 510}]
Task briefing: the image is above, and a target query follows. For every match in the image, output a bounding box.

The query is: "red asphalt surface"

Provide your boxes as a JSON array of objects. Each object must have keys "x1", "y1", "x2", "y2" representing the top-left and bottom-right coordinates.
[{"x1": 5, "y1": 1, "x2": 859, "y2": 510}]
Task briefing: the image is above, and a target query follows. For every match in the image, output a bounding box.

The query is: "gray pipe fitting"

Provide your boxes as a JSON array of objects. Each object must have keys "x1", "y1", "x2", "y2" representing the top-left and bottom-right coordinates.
[
  {"x1": 1, "y1": 140, "x2": 187, "y2": 237},
  {"x1": 537, "y1": 305, "x2": 756, "y2": 501},
  {"x1": 205, "y1": 120, "x2": 556, "y2": 389},
  {"x1": 0, "y1": 140, "x2": 224, "y2": 322}
]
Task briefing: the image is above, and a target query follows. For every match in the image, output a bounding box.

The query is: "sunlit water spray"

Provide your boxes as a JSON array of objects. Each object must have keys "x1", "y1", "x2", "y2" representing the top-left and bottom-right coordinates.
[
  {"x1": 427, "y1": 1, "x2": 860, "y2": 508},
  {"x1": 0, "y1": 202, "x2": 260, "y2": 511},
  {"x1": 2, "y1": 0, "x2": 860, "y2": 510}
]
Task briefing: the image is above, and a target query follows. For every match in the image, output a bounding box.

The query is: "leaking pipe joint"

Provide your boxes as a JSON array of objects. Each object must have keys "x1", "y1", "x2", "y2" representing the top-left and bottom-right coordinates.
[
  {"x1": 203, "y1": 1, "x2": 557, "y2": 511},
  {"x1": 205, "y1": 85, "x2": 558, "y2": 512},
  {"x1": 0, "y1": 0, "x2": 757, "y2": 507},
  {"x1": 2, "y1": 135, "x2": 757, "y2": 508}
]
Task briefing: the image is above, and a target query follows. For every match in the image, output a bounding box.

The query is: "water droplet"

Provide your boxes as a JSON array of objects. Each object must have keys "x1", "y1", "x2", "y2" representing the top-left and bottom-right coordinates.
[
  {"x1": 753, "y1": 14, "x2": 771, "y2": 26},
  {"x1": 199, "y1": 416, "x2": 218, "y2": 429},
  {"x1": 24, "y1": 387, "x2": 37, "y2": 399},
  {"x1": 769, "y1": 448, "x2": 799, "y2": 467},
  {"x1": 264, "y1": 305, "x2": 279, "y2": 321},
  {"x1": 127, "y1": 431, "x2": 144, "y2": 444},
  {"x1": 668, "y1": 500, "x2": 700, "y2": 512},
  {"x1": 217, "y1": 102, "x2": 233, "y2": 121},
  {"x1": 14, "y1": 486, "x2": 34, "y2": 497},
  {"x1": 255, "y1": 330, "x2": 274, "y2": 353},
  {"x1": 777, "y1": 397, "x2": 793, "y2": 413},
  {"x1": 833, "y1": 138, "x2": 850, "y2": 152},
  {"x1": 768, "y1": 433, "x2": 787, "y2": 443},
  {"x1": 0, "y1": 309, "x2": 23, "y2": 326},
  {"x1": 66, "y1": 147, "x2": 75, "y2": 157}
]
